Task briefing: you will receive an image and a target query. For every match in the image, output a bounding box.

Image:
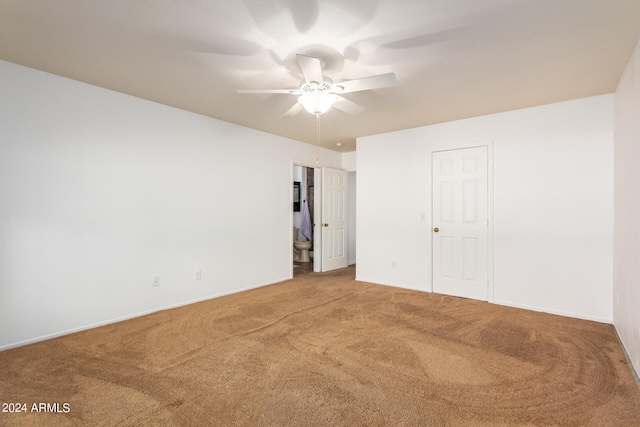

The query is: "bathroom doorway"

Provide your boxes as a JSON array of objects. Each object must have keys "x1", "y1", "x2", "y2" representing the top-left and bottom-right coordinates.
[{"x1": 292, "y1": 163, "x2": 321, "y2": 274}]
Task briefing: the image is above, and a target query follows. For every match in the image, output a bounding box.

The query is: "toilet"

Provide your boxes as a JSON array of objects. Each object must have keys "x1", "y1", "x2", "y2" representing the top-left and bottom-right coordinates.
[{"x1": 293, "y1": 227, "x2": 312, "y2": 263}]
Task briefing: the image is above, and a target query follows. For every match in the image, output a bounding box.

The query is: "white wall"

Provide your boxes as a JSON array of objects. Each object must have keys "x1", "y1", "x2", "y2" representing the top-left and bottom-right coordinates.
[
  {"x1": 0, "y1": 60, "x2": 342, "y2": 350},
  {"x1": 614, "y1": 38, "x2": 640, "y2": 375},
  {"x1": 348, "y1": 172, "x2": 357, "y2": 265},
  {"x1": 357, "y1": 95, "x2": 613, "y2": 323},
  {"x1": 342, "y1": 151, "x2": 356, "y2": 172},
  {"x1": 342, "y1": 153, "x2": 357, "y2": 265}
]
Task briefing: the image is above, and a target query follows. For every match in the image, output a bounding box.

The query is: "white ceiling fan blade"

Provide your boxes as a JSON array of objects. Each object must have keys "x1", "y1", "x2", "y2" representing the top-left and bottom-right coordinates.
[
  {"x1": 333, "y1": 95, "x2": 365, "y2": 115},
  {"x1": 237, "y1": 89, "x2": 300, "y2": 94},
  {"x1": 279, "y1": 102, "x2": 303, "y2": 119},
  {"x1": 297, "y1": 54, "x2": 324, "y2": 83},
  {"x1": 333, "y1": 73, "x2": 397, "y2": 94}
]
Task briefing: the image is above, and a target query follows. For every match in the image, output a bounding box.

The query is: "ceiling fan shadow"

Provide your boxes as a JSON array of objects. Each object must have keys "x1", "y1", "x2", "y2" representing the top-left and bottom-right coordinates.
[
  {"x1": 166, "y1": 34, "x2": 264, "y2": 57},
  {"x1": 288, "y1": 0, "x2": 319, "y2": 33},
  {"x1": 330, "y1": 0, "x2": 379, "y2": 28},
  {"x1": 239, "y1": 67, "x2": 300, "y2": 92},
  {"x1": 261, "y1": 45, "x2": 348, "y2": 83},
  {"x1": 344, "y1": 24, "x2": 472, "y2": 64},
  {"x1": 343, "y1": 45, "x2": 360, "y2": 64},
  {"x1": 243, "y1": 0, "x2": 379, "y2": 40},
  {"x1": 242, "y1": 0, "x2": 319, "y2": 37},
  {"x1": 381, "y1": 25, "x2": 473, "y2": 50}
]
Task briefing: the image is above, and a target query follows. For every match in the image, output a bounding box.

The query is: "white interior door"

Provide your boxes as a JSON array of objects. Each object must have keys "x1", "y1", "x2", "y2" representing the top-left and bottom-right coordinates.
[
  {"x1": 322, "y1": 167, "x2": 348, "y2": 272},
  {"x1": 432, "y1": 146, "x2": 488, "y2": 301}
]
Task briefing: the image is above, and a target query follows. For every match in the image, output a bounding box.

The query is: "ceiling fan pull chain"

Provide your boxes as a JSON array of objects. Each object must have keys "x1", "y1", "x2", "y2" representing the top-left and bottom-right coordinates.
[{"x1": 315, "y1": 113, "x2": 321, "y2": 166}]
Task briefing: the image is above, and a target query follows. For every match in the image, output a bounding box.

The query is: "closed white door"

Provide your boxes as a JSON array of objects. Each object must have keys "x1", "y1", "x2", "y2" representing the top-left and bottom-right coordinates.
[
  {"x1": 322, "y1": 167, "x2": 348, "y2": 272},
  {"x1": 432, "y1": 146, "x2": 488, "y2": 301}
]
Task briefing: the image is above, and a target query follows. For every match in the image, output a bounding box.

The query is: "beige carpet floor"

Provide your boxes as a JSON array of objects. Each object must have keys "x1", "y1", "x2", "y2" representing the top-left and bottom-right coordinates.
[{"x1": 1, "y1": 266, "x2": 639, "y2": 426}]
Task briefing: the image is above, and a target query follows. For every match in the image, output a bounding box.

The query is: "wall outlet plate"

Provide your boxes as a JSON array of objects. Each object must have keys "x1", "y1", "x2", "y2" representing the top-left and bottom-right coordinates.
[{"x1": 152, "y1": 276, "x2": 160, "y2": 287}]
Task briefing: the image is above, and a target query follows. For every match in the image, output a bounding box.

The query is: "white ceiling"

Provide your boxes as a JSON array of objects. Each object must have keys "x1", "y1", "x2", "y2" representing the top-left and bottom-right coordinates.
[{"x1": 2, "y1": 1, "x2": 640, "y2": 152}]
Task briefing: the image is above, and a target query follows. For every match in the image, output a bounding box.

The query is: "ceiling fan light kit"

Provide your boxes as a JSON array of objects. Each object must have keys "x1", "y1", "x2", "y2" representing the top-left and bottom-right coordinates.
[{"x1": 299, "y1": 91, "x2": 337, "y2": 115}]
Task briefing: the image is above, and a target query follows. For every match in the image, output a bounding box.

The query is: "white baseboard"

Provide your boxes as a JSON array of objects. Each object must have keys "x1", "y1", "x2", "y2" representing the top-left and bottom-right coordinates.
[
  {"x1": 0, "y1": 277, "x2": 290, "y2": 352},
  {"x1": 354, "y1": 276, "x2": 427, "y2": 293},
  {"x1": 493, "y1": 299, "x2": 612, "y2": 324},
  {"x1": 353, "y1": 277, "x2": 611, "y2": 324}
]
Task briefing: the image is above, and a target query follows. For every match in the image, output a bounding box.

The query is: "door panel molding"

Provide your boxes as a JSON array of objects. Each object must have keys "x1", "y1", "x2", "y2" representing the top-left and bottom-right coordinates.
[
  {"x1": 322, "y1": 167, "x2": 349, "y2": 272},
  {"x1": 431, "y1": 142, "x2": 494, "y2": 302}
]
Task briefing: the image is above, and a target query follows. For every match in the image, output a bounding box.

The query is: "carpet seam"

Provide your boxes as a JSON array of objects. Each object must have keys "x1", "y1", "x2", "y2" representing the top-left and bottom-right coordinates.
[{"x1": 156, "y1": 283, "x2": 377, "y2": 373}]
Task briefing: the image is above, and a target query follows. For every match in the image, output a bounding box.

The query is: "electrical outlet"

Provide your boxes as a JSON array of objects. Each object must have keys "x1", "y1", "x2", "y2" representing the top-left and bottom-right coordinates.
[
  {"x1": 391, "y1": 260, "x2": 396, "y2": 268},
  {"x1": 195, "y1": 270, "x2": 202, "y2": 280},
  {"x1": 152, "y1": 276, "x2": 160, "y2": 287}
]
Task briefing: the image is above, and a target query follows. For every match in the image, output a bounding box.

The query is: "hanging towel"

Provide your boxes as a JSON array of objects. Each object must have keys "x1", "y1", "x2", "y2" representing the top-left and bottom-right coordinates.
[{"x1": 300, "y1": 200, "x2": 312, "y2": 241}]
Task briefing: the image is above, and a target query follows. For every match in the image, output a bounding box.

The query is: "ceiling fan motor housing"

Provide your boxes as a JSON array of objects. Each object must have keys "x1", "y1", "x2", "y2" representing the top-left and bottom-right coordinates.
[{"x1": 301, "y1": 81, "x2": 332, "y2": 93}]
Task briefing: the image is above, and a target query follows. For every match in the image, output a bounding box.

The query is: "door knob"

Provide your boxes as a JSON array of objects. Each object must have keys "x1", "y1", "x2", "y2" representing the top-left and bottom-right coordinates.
[
  {"x1": 433, "y1": 227, "x2": 439, "y2": 232},
  {"x1": 323, "y1": 223, "x2": 329, "y2": 227}
]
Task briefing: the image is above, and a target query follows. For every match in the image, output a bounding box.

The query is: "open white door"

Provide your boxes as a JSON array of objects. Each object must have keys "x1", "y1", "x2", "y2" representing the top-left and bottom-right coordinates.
[
  {"x1": 432, "y1": 146, "x2": 488, "y2": 301},
  {"x1": 321, "y1": 167, "x2": 348, "y2": 272}
]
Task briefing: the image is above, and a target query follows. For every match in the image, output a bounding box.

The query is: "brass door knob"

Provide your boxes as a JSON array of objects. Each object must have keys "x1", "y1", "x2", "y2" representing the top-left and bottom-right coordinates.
[
  {"x1": 323, "y1": 223, "x2": 329, "y2": 227},
  {"x1": 433, "y1": 227, "x2": 439, "y2": 232}
]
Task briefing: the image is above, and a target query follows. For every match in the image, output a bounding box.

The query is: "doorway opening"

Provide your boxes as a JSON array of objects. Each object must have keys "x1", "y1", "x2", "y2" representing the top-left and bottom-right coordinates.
[
  {"x1": 291, "y1": 162, "x2": 350, "y2": 277},
  {"x1": 292, "y1": 163, "x2": 321, "y2": 276}
]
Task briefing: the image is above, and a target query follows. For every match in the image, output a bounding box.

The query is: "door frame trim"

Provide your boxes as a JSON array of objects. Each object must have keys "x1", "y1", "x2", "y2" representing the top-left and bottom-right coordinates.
[{"x1": 429, "y1": 140, "x2": 494, "y2": 302}]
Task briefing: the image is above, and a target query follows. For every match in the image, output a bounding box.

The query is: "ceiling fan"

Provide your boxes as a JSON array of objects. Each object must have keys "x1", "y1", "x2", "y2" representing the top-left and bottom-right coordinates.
[{"x1": 237, "y1": 54, "x2": 397, "y2": 119}]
